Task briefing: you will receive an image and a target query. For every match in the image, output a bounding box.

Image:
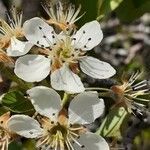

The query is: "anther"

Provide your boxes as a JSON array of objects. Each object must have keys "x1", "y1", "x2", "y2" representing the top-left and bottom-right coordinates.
[
  {"x1": 50, "y1": 146, "x2": 53, "y2": 149},
  {"x1": 83, "y1": 30, "x2": 86, "y2": 34},
  {"x1": 51, "y1": 121, "x2": 54, "y2": 124},
  {"x1": 43, "y1": 35, "x2": 46, "y2": 38},
  {"x1": 39, "y1": 26, "x2": 42, "y2": 30},
  {"x1": 81, "y1": 145, "x2": 85, "y2": 148},
  {"x1": 36, "y1": 41, "x2": 39, "y2": 44},
  {"x1": 88, "y1": 38, "x2": 91, "y2": 41},
  {"x1": 77, "y1": 135, "x2": 80, "y2": 139},
  {"x1": 66, "y1": 28, "x2": 69, "y2": 31},
  {"x1": 29, "y1": 131, "x2": 33, "y2": 134}
]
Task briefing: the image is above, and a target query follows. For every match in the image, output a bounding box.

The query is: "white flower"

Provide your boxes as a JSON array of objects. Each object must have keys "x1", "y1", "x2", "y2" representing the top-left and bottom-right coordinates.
[
  {"x1": 14, "y1": 17, "x2": 116, "y2": 93},
  {"x1": 0, "y1": 8, "x2": 33, "y2": 57},
  {"x1": 0, "y1": 112, "x2": 15, "y2": 150},
  {"x1": 42, "y1": 1, "x2": 84, "y2": 30},
  {"x1": 7, "y1": 86, "x2": 109, "y2": 150},
  {"x1": 111, "y1": 71, "x2": 150, "y2": 112}
]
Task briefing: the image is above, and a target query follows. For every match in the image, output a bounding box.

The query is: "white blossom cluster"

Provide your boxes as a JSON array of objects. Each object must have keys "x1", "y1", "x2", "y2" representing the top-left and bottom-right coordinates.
[{"x1": 0, "y1": 2, "x2": 117, "y2": 150}]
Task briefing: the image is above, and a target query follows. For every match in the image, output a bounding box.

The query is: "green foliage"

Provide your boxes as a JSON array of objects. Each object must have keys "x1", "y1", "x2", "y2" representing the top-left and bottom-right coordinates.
[
  {"x1": 70, "y1": 0, "x2": 98, "y2": 25},
  {"x1": 2, "y1": 91, "x2": 34, "y2": 113},
  {"x1": 22, "y1": 140, "x2": 36, "y2": 150},
  {"x1": 9, "y1": 141, "x2": 22, "y2": 150},
  {"x1": 134, "y1": 129, "x2": 150, "y2": 149},
  {"x1": 97, "y1": 107, "x2": 127, "y2": 138},
  {"x1": 0, "y1": 104, "x2": 9, "y2": 115},
  {"x1": 97, "y1": 0, "x2": 124, "y2": 20},
  {"x1": 70, "y1": 0, "x2": 150, "y2": 23},
  {"x1": 115, "y1": 0, "x2": 150, "y2": 22}
]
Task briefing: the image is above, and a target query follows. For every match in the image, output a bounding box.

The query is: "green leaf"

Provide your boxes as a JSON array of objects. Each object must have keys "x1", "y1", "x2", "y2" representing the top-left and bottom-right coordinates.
[
  {"x1": 96, "y1": 107, "x2": 127, "y2": 138},
  {"x1": 2, "y1": 91, "x2": 34, "y2": 113},
  {"x1": 22, "y1": 139, "x2": 36, "y2": 150},
  {"x1": 97, "y1": 0, "x2": 124, "y2": 20},
  {"x1": 0, "y1": 105, "x2": 9, "y2": 115},
  {"x1": 9, "y1": 141, "x2": 22, "y2": 150},
  {"x1": 115, "y1": 0, "x2": 150, "y2": 22},
  {"x1": 70, "y1": 0, "x2": 98, "y2": 25},
  {"x1": 8, "y1": 140, "x2": 36, "y2": 150}
]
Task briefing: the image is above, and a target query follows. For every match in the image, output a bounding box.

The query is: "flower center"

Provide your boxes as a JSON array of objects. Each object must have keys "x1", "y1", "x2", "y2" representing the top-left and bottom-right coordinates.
[
  {"x1": 0, "y1": 126, "x2": 10, "y2": 147},
  {"x1": 42, "y1": 2, "x2": 83, "y2": 30},
  {"x1": 37, "y1": 117, "x2": 86, "y2": 150},
  {"x1": 48, "y1": 37, "x2": 84, "y2": 72},
  {"x1": 0, "y1": 9, "x2": 24, "y2": 49},
  {"x1": 48, "y1": 123, "x2": 68, "y2": 138}
]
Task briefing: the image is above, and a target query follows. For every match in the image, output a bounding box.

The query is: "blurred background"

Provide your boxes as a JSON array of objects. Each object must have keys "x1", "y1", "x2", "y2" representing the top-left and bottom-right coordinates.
[{"x1": 0, "y1": 0, "x2": 150, "y2": 149}]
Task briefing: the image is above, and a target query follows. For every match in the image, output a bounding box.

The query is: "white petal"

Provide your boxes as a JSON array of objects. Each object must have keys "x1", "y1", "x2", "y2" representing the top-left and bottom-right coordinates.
[
  {"x1": 23, "y1": 17, "x2": 55, "y2": 47},
  {"x1": 14, "y1": 54, "x2": 50, "y2": 82},
  {"x1": 27, "y1": 86, "x2": 61, "y2": 119},
  {"x1": 51, "y1": 64, "x2": 85, "y2": 94},
  {"x1": 79, "y1": 56, "x2": 116, "y2": 79},
  {"x1": 7, "y1": 37, "x2": 33, "y2": 57},
  {"x1": 72, "y1": 20, "x2": 103, "y2": 51},
  {"x1": 69, "y1": 92, "x2": 104, "y2": 124},
  {"x1": 73, "y1": 132, "x2": 109, "y2": 150},
  {"x1": 7, "y1": 115, "x2": 43, "y2": 138}
]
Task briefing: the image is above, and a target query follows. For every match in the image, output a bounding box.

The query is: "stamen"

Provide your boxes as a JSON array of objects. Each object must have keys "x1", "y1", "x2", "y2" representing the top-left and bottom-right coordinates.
[
  {"x1": 132, "y1": 80, "x2": 150, "y2": 91},
  {"x1": 69, "y1": 5, "x2": 83, "y2": 24},
  {"x1": 128, "y1": 71, "x2": 141, "y2": 86},
  {"x1": 70, "y1": 135, "x2": 83, "y2": 148},
  {"x1": 70, "y1": 131, "x2": 80, "y2": 138},
  {"x1": 54, "y1": 133, "x2": 58, "y2": 150},
  {"x1": 69, "y1": 127, "x2": 84, "y2": 131},
  {"x1": 65, "y1": 140, "x2": 71, "y2": 150},
  {"x1": 66, "y1": 137, "x2": 74, "y2": 150}
]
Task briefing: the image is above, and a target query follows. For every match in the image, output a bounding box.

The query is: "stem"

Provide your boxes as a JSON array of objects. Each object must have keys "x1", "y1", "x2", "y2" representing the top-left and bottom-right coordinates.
[
  {"x1": 62, "y1": 92, "x2": 70, "y2": 107},
  {"x1": 32, "y1": 112, "x2": 38, "y2": 119},
  {"x1": 85, "y1": 87, "x2": 111, "y2": 92},
  {"x1": 99, "y1": 92, "x2": 111, "y2": 98}
]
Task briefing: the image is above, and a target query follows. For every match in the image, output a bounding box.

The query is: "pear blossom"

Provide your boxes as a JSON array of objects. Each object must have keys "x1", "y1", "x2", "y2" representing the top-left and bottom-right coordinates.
[
  {"x1": 0, "y1": 112, "x2": 16, "y2": 150},
  {"x1": 0, "y1": 8, "x2": 33, "y2": 57},
  {"x1": 111, "y1": 71, "x2": 150, "y2": 112},
  {"x1": 7, "y1": 86, "x2": 109, "y2": 150},
  {"x1": 14, "y1": 17, "x2": 116, "y2": 93},
  {"x1": 42, "y1": 1, "x2": 84, "y2": 30}
]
